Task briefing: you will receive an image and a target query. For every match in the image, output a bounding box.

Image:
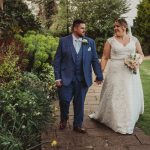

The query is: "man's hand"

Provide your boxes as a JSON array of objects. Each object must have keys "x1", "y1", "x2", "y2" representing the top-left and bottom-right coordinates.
[
  {"x1": 56, "y1": 80, "x2": 62, "y2": 87},
  {"x1": 94, "y1": 78, "x2": 103, "y2": 85}
]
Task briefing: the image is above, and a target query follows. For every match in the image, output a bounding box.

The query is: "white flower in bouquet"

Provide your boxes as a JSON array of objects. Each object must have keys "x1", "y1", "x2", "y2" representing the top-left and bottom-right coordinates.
[{"x1": 124, "y1": 53, "x2": 143, "y2": 74}]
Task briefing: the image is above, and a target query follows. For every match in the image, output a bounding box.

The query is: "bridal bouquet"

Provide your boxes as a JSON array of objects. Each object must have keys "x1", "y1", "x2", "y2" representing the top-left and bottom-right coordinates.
[{"x1": 124, "y1": 53, "x2": 143, "y2": 74}]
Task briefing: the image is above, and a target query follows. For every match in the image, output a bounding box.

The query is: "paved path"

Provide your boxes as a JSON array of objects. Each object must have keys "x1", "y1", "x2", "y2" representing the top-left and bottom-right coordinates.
[{"x1": 41, "y1": 80, "x2": 150, "y2": 150}]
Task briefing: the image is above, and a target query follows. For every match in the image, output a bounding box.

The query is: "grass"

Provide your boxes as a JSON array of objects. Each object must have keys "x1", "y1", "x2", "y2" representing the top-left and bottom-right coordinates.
[{"x1": 138, "y1": 59, "x2": 150, "y2": 135}]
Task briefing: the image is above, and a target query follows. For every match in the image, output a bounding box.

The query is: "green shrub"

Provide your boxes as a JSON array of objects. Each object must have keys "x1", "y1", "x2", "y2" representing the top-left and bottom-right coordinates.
[
  {"x1": 0, "y1": 71, "x2": 56, "y2": 149},
  {"x1": 0, "y1": 45, "x2": 20, "y2": 83},
  {"x1": 133, "y1": 0, "x2": 150, "y2": 55},
  {"x1": 0, "y1": 37, "x2": 57, "y2": 149},
  {"x1": 15, "y1": 31, "x2": 58, "y2": 72}
]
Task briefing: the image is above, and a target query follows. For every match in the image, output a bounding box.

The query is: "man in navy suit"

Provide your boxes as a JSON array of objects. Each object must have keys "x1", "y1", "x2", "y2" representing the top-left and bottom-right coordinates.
[{"x1": 54, "y1": 19, "x2": 103, "y2": 133}]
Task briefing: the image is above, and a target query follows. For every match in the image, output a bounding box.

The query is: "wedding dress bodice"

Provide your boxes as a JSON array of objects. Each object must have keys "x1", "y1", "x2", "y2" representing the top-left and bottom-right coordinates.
[{"x1": 108, "y1": 36, "x2": 138, "y2": 60}]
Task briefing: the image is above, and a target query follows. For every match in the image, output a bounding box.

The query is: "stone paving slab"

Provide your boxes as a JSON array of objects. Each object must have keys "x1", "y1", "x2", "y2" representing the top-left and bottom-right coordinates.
[
  {"x1": 41, "y1": 81, "x2": 150, "y2": 150},
  {"x1": 135, "y1": 130, "x2": 150, "y2": 145},
  {"x1": 128, "y1": 145, "x2": 150, "y2": 150}
]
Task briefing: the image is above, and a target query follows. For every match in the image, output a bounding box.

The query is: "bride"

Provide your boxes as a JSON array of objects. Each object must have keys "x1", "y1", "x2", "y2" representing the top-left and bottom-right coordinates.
[{"x1": 89, "y1": 18, "x2": 144, "y2": 134}]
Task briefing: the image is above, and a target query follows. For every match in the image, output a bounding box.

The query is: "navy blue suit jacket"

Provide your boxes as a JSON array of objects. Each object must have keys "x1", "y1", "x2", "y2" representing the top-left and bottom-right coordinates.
[{"x1": 53, "y1": 35, "x2": 103, "y2": 88}]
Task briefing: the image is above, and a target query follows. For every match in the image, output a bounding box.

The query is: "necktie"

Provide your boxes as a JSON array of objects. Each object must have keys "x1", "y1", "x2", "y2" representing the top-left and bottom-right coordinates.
[{"x1": 75, "y1": 39, "x2": 81, "y2": 54}]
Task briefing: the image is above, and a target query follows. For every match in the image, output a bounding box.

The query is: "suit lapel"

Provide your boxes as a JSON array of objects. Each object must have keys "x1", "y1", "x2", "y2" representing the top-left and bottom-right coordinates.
[
  {"x1": 68, "y1": 35, "x2": 76, "y2": 63},
  {"x1": 82, "y1": 44, "x2": 86, "y2": 62},
  {"x1": 82, "y1": 37, "x2": 88, "y2": 62}
]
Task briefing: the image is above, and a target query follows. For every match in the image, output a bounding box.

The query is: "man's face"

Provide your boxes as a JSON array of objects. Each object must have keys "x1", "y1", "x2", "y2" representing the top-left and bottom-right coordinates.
[{"x1": 74, "y1": 23, "x2": 86, "y2": 37}]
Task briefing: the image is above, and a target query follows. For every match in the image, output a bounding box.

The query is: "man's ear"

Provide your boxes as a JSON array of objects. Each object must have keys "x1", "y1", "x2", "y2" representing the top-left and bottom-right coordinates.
[{"x1": 74, "y1": 26, "x2": 77, "y2": 32}]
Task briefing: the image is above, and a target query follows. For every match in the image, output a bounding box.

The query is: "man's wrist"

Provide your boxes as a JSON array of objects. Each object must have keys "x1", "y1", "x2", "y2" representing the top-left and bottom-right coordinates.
[
  {"x1": 56, "y1": 79, "x2": 62, "y2": 82},
  {"x1": 96, "y1": 76, "x2": 103, "y2": 81}
]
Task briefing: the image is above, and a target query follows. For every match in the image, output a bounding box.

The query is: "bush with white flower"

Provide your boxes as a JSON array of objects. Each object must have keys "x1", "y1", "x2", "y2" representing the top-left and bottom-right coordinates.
[{"x1": 0, "y1": 33, "x2": 57, "y2": 149}]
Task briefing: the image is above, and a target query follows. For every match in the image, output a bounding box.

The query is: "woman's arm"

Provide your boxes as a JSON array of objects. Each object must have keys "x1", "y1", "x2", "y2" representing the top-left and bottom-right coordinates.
[
  {"x1": 101, "y1": 41, "x2": 111, "y2": 72},
  {"x1": 136, "y1": 41, "x2": 144, "y2": 64}
]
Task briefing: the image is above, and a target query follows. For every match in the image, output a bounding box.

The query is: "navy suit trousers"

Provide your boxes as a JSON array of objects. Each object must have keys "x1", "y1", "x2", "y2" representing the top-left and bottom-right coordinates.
[{"x1": 58, "y1": 79, "x2": 88, "y2": 128}]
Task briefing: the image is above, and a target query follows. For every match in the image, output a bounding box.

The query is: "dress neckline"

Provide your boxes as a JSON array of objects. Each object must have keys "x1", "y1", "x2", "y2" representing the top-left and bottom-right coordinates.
[{"x1": 113, "y1": 36, "x2": 132, "y2": 47}]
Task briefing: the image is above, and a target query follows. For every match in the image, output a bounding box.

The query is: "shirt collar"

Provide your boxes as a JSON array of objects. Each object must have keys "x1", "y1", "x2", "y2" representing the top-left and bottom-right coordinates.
[{"x1": 72, "y1": 34, "x2": 82, "y2": 42}]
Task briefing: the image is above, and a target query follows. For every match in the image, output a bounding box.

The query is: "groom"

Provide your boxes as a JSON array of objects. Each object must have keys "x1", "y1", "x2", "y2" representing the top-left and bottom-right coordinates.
[{"x1": 54, "y1": 19, "x2": 103, "y2": 133}]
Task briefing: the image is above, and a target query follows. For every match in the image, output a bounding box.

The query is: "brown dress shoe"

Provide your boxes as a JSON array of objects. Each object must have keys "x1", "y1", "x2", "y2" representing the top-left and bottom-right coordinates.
[
  {"x1": 73, "y1": 127, "x2": 87, "y2": 134},
  {"x1": 59, "y1": 116, "x2": 69, "y2": 130},
  {"x1": 59, "y1": 120, "x2": 67, "y2": 129}
]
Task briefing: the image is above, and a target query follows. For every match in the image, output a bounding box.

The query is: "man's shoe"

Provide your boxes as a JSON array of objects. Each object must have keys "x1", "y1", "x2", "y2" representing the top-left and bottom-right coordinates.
[
  {"x1": 73, "y1": 127, "x2": 87, "y2": 134},
  {"x1": 59, "y1": 120, "x2": 67, "y2": 130},
  {"x1": 59, "y1": 116, "x2": 69, "y2": 130}
]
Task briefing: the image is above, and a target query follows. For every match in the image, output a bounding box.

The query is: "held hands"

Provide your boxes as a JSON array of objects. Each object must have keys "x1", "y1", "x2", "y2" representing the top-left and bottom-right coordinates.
[
  {"x1": 56, "y1": 80, "x2": 62, "y2": 87},
  {"x1": 94, "y1": 78, "x2": 103, "y2": 85}
]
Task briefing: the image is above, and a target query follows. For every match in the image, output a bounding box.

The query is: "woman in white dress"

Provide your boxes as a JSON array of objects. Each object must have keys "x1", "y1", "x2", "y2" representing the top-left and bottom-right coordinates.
[{"x1": 89, "y1": 18, "x2": 144, "y2": 134}]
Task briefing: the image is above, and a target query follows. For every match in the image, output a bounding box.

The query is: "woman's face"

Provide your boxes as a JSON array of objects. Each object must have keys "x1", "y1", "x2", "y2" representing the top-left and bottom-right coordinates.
[{"x1": 114, "y1": 21, "x2": 126, "y2": 37}]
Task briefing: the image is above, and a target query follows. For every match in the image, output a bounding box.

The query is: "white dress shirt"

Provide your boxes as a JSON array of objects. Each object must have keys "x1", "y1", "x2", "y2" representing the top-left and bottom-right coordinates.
[{"x1": 72, "y1": 34, "x2": 82, "y2": 54}]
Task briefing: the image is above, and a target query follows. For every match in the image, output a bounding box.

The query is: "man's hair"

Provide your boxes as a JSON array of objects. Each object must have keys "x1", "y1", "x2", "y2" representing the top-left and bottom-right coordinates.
[{"x1": 72, "y1": 19, "x2": 85, "y2": 31}]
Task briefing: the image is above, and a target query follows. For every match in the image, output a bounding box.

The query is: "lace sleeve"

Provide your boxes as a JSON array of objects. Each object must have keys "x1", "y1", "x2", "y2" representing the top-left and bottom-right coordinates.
[
  {"x1": 107, "y1": 37, "x2": 113, "y2": 45},
  {"x1": 132, "y1": 36, "x2": 139, "y2": 44}
]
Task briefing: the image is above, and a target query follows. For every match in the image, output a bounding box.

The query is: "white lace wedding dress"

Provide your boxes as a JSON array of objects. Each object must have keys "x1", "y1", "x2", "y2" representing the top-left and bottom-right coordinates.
[{"x1": 89, "y1": 36, "x2": 144, "y2": 134}]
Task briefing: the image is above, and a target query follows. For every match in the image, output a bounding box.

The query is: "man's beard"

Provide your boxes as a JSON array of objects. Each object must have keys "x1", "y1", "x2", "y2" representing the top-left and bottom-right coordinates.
[{"x1": 77, "y1": 32, "x2": 85, "y2": 37}]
